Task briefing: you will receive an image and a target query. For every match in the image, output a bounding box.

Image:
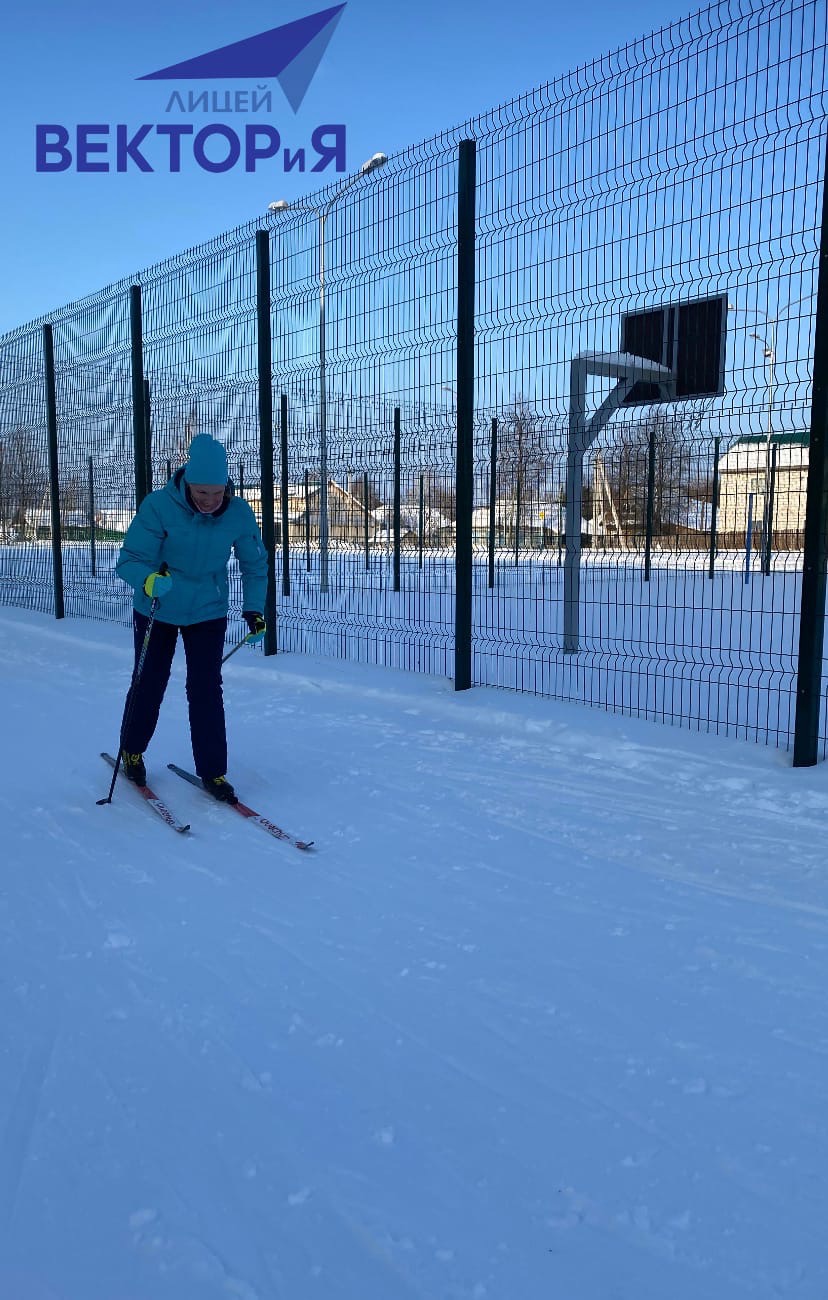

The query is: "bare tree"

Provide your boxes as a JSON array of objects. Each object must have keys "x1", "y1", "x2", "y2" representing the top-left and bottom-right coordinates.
[
  {"x1": 499, "y1": 400, "x2": 547, "y2": 505},
  {"x1": 401, "y1": 476, "x2": 454, "y2": 542},
  {"x1": 493, "y1": 399, "x2": 551, "y2": 545},
  {"x1": 61, "y1": 471, "x2": 86, "y2": 523},
  {"x1": 0, "y1": 430, "x2": 47, "y2": 536},
  {"x1": 424, "y1": 471, "x2": 457, "y2": 522},
  {"x1": 173, "y1": 404, "x2": 200, "y2": 467},
  {"x1": 602, "y1": 411, "x2": 697, "y2": 542},
  {"x1": 347, "y1": 474, "x2": 383, "y2": 511}
]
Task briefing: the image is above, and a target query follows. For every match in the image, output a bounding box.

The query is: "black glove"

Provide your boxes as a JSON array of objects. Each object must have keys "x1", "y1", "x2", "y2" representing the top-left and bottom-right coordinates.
[{"x1": 242, "y1": 611, "x2": 266, "y2": 643}]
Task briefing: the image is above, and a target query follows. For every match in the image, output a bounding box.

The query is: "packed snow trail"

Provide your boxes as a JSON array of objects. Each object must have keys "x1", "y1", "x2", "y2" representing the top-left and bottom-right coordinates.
[{"x1": 1, "y1": 606, "x2": 827, "y2": 1300}]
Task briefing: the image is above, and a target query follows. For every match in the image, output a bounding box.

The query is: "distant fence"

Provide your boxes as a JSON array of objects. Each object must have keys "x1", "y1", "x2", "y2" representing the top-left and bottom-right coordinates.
[{"x1": 1, "y1": 0, "x2": 827, "y2": 759}]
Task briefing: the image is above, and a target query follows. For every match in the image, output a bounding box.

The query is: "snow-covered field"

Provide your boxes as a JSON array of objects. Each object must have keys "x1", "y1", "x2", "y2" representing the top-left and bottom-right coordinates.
[
  {"x1": 1, "y1": 604, "x2": 827, "y2": 1300},
  {"x1": 2, "y1": 538, "x2": 821, "y2": 752}
]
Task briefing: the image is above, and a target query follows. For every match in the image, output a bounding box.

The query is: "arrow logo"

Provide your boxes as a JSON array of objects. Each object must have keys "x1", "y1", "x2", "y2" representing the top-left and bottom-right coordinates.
[{"x1": 138, "y1": 4, "x2": 346, "y2": 112}]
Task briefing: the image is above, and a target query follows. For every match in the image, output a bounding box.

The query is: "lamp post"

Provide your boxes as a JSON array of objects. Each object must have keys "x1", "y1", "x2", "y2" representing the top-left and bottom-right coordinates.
[
  {"x1": 749, "y1": 325, "x2": 777, "y2": 448},
  {"x1": 269, "y1": 152, "x2": 388, "y2": 593}
]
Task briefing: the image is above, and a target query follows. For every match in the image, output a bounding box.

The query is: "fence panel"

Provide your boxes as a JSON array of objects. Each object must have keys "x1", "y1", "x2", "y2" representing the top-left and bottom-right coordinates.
[
  {"x1": 471, "y1": 0, "x2": 828, "y2": 750},
  {"x1": 0, "y1": 324, "x2": 54, "y2": 616},
  {"x1": 51, "y1": 285, "x2": 133, "y2": 625},
  {"x1": 262, "y1": 142, "x2": 463, "y2": 675}
]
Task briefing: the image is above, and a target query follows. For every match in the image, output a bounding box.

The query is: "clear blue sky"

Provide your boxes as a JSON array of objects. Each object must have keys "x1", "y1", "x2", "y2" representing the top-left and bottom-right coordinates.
[{"x1": 0, "y1": 0, "x2": 694, "y2": 336}]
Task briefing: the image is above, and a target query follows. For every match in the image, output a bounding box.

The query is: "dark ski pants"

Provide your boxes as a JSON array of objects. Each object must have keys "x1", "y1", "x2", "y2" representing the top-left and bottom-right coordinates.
[{"x1": 122, "y1": 612, "x2": 229, "y2": 779}]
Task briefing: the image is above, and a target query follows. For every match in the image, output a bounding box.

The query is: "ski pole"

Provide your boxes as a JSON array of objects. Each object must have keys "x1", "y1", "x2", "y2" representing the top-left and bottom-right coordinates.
[
  {"x1": 221, "y1": 632, "x2": 256, "y2": 666},
  {"x1": 97, "y1": 563, "x2": 169, "y2": 806}
]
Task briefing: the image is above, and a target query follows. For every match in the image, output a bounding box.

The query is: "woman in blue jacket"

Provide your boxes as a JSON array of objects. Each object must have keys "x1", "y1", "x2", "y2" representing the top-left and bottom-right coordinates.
[{"x1": 116, "y1": 434, "x2": 268, "y2": 803}]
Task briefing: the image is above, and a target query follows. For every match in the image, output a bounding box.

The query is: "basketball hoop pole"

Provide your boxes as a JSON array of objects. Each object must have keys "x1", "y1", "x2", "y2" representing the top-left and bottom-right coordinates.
[{"x1": 563, "y1": 351, "x2": 674, "y2": 653}]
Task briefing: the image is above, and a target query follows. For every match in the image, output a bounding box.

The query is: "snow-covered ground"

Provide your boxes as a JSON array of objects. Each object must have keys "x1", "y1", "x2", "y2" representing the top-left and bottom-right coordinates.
[
  {"x1": 3, "y1": 539, "x2": 820, "y2": 751},
  {"x1": 1, "y1": 604, "x2": 827, "y2": 1300}
]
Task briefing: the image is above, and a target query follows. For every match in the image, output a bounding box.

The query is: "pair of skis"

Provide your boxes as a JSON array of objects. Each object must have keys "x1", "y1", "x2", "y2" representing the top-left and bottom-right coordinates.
[{"x1": 99, "y1": 754, "x2": 313, "y2": 851}]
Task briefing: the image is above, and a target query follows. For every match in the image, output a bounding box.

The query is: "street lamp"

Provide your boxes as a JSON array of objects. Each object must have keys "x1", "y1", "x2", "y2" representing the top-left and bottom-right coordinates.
[
  {"x1": 268, "y1": 152, "x2": 388, "y2": 593},
  {"x1": 749, "y1": 327, "x2": 776, "y2": 446},
  {"x1": 441, "y1": 382, "x2": 456, "y2": 411},
  {"x1": 727, "y1": 303, "x2": 777, "y2": 441}
]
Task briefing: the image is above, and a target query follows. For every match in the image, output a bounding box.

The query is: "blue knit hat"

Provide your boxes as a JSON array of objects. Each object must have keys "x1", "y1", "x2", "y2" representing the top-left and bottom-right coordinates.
[{"x1": 184, "y1": 434, "x2": 228, "y2": 485}]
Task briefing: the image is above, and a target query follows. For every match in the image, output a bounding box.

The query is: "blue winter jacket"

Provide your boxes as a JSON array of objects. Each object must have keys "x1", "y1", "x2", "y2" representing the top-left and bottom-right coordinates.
[{"x1": 116, "y1": 469, "x2": 268, "y2": 626}]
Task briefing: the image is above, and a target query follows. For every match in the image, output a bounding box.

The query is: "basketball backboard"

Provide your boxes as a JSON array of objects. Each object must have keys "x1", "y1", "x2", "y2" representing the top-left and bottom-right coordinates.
[{"x1": 620, "y1": 293, "x2": 727, "y2": 403}]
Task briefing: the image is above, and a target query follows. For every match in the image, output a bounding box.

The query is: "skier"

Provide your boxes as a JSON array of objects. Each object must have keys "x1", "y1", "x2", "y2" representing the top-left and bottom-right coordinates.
[{"x1": 115, "y1": 433, "x2": 268, "y2": 803}]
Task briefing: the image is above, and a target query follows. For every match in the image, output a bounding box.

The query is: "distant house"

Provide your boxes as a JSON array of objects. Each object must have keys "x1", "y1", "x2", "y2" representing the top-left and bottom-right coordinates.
[
  {"x1": 242, "y1": 479, "x2": 370, "y2": 544},
  {"x1": 25, "y1": 508, "x2": 90, "y2": 538},
  {"x1": 717, "y1": 433, "x2": 808, "y2": 545},
  {"x1": 471, "y1": 500, "x2": 563, "y2": 547},
  {"x1": 668, "y1": 499, "x2": 713, "y2": 539},
  {"x1": 395, "y1": 504, "x2": 454, "y2": 544},
  {"x1": 95, "y1": 508, "x2": 133, "y2": 535},
  {"x1": 590, "y1": 452, "x2": 711, "y2": 549}
]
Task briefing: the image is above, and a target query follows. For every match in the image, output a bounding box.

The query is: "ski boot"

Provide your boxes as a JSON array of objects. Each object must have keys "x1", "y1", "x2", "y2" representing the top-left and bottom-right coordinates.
[
  {"x1": 121, "y1": 751, "x2": 147, "y2": 786},
  {"x1": 203, "y1": 775, "x2": 238, "y2": 805}
]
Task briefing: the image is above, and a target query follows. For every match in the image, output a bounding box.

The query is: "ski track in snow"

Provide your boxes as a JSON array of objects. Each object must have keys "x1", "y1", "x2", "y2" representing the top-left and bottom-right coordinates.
[{"x1": 0, "y1": 606, "x2": 827, "y2": 1300}]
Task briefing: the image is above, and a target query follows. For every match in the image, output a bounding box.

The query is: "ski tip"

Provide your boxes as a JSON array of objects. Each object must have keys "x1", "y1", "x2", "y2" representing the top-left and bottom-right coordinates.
[{"x1": 297, "y1": 840, "x2": 314, "y2": 851}]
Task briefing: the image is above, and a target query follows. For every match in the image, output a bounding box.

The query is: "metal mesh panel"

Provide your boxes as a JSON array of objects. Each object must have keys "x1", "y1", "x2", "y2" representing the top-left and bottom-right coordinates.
[
  {"x1": 471, "y1": 0, "x2": 827, "y2": 746},
  {"x1": 51, "y1": 285, "x2": 133, "y2": 624},
  {"x1": 0, "y1": 0, "x2": 826, "y2": 755},
  {"x1": 266, "y1": 144, "x2": 460, "y2": 672},
  {"x1": 0, "y1": 324, "x2": 52, "y2": 614},
  {"x1": 140, "y1": 230, "x2": 260, "y2": 626}
]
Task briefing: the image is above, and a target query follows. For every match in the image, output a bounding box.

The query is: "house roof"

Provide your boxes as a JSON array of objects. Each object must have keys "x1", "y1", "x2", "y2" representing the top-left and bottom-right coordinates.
[
  {"x1": 733, "y1": 432, "x2": 809, "y2": 447},
  {"x1": 719, "y1": 434, "x2": 809, "y2": 472}
]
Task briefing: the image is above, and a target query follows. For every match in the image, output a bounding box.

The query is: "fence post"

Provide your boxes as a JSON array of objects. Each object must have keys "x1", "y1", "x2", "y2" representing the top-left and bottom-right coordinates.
[
  {"x1": 238, "y1": 461, "x2": 245, "y2": 498},
  {"x1": 418, "y1": 473, "x2": 425, "y2": 569},
  {"x1": 166, "y1": 459, "x2": 172, "y2": 482},
  {"x1": 488, "y1": 417, "x2": 497, "y2": 588},
  {"x1": 256, "y1": 228, "x2": 277, "y2": 656},
  {"x1": 143, "y1": 377, "x2": 152, "y2": 493},
  {"x1": 763, "y1": 442, "x2": 777, "y2": 577},
  {"x1": 88, "y1": 455, "x2": 96, "y2": 578},
  {"x1": 364, "y1": 471, "x2": 371, "y2": 571},
  {"x1": 708, "y1": 435, "x2": 720, "y2": 579},
  {"x1": 793, "y1": 140, "x2": 828, "y2": 766},
  {"x1": 393, "y1": 406, "x2": 401, "y2": 593},
  {"x1": 744, "y1": 492, "x2": 754, "y2": 584},
  {"x1": 280, "y1": 393, "x2": 291, "y2": 597},
  {"x1": 454, "y1": 138, "x2": 476, "y2": 691},
  {"x1": 130, "y1": 285, "x2": 148, "y2": 509},
  {"x1": 644, "y1": 429, "x2": 656, "y2": 582},
  {"x1": 304, "y1": 469, "x2": 311, "y2": 571},
  {"x1": 563, "y1": 364, "x2": 587, "y2": 653},
  {"x1": 42, "y1": 323, "x2": 64, "y2": 620}
]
